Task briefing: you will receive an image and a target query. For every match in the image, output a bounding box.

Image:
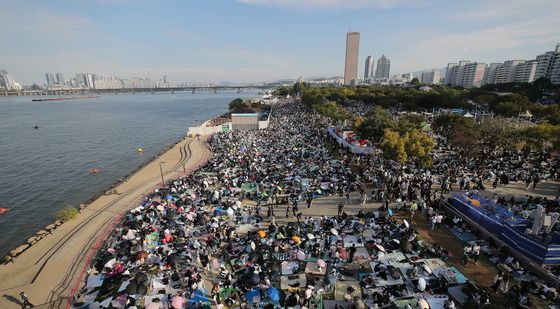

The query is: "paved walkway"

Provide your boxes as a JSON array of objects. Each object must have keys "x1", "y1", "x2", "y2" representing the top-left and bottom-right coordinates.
[{"x1": 0, "y1": 136, "x2": 211, "y2": 309}]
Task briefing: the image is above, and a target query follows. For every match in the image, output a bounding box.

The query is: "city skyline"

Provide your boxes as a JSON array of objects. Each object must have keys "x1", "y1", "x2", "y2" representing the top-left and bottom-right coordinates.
[{"x1": 1, "y1": 0, "x2": 559, "y2": 85}]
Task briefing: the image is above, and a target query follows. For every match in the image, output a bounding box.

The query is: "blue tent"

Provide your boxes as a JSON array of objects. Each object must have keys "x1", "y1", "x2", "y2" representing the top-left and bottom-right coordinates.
[
  {"x1": 246, "y1": 289, "x2": 261, "y2": 304},
  {"x1": 265, "y1": 288, "x2": 280, "y2": 303},
  {"x1": 188, "y1": 290, "x2": 211, "y2": 306}
]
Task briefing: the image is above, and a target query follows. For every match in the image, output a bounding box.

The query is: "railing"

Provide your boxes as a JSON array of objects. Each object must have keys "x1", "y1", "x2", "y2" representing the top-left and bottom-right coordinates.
[{"x1": 441, "y1": 200, "x2": 560, "y2": 287}]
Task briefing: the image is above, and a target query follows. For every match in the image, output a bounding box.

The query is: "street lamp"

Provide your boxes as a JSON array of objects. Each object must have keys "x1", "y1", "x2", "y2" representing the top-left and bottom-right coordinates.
[{"x1": 159, "y1": 161, "x2": 166, "y2": 187}]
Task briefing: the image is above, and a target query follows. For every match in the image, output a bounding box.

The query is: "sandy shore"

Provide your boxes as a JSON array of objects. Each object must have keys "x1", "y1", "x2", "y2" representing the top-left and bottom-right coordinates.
[{"x1": 0, "y1": 135, "x2": 212, "y2": 309}]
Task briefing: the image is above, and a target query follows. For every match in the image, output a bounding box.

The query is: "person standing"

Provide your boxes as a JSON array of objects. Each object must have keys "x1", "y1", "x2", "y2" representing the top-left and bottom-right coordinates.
[
  {"x1": 493, "y1": 271, "x2": 504, "y2": 293},
  {"x1": 409, "y1": 201, "x2": 418, "y2": 221},
  {"x1": 338, "y1": 202, "x2": 344, "y2": 217},
  {"x1": 472, "y1": 242, "x2": 481, "y2": 264},
  {"x1": 19, "y1": 292, "x2": 34, "y2": 308},
  {"x1": 462, "y1": 245, "x2": 472, "y2": 266},
  {"x1": 348, "y1": 244, "x2": 357, "y2": 263},
  {"x1": 435, "y1": 213, "x2": 443, "y2": 230}
]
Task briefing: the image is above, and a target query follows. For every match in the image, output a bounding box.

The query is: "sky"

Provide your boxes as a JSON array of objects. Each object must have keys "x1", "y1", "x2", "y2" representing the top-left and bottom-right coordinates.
[{"x1": 1, "y1": 0, "x2": 559, "y2": 85}]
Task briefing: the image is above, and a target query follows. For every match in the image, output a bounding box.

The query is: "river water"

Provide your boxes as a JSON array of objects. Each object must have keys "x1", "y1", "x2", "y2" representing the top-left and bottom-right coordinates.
[{"x1": 0, "y1": 91, "x2": 257, "y2": 256}]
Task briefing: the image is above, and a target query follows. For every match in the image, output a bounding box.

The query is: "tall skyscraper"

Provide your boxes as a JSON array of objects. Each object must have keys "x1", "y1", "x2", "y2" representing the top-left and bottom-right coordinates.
[
  {"x1": 344, "y1": 32, "x2": 360, "y2": 85},
  {"x1": 45, "y1": 73, "x2": 56, "y2": 85},
  {"x1": 375, "y1": 55, "x2": 390, "y2": 79},
  {"x1": 56, "y1": 73, "x2": 65, "y2": 85},
  {"x1": 364, "y1": 55, "x2": 374, "y2": 79}
]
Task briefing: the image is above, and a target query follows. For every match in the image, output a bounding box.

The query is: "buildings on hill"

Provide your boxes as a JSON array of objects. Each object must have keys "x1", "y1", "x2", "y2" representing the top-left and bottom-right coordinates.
[{"x1": 344, "y1": 32, "x2": 360, "y2": 85}]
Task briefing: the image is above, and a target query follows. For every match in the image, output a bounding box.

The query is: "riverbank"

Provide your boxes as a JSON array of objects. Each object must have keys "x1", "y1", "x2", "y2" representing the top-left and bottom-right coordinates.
[
  {"x1": 2, "y1": 134, "x2": 188, "y2": 263},
  {"x1": 0, "y1": 129, "x2": 213, "y2": 308}
]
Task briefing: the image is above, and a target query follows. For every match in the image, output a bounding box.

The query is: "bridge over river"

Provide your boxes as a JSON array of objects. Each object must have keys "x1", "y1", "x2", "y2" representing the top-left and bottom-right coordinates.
[{"x1": 1, "y1": 85, "x2": 277, "y2": 97}]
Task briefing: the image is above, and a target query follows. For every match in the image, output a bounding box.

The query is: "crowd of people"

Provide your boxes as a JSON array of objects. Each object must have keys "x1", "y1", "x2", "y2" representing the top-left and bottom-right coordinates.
[{"x1": 73, "y1": 100, "x2": 559, "y2": 309}]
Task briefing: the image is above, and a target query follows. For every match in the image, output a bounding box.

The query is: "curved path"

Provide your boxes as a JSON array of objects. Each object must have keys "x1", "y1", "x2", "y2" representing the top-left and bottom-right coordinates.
[{"x1": 0, "y1": 135, "x2": 211, "y2": 309}]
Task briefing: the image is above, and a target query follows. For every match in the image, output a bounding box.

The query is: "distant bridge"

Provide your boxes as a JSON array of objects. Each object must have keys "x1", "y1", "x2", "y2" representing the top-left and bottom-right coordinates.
[{"x1": 1, "y1": 85, "x2": 279, "y2": 97}]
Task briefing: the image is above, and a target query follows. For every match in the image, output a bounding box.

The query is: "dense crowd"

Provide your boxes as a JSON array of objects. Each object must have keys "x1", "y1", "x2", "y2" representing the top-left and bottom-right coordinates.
[{"x1": 73, "y1": 101, "x2": 559, "y2": 309}]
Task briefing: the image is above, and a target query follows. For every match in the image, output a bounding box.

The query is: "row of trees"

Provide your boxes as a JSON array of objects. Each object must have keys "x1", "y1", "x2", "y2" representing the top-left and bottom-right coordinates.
[
  {"x1": 283, "y1": 79, "x2": 560, "y2": 124},
  {"x1": 432, "y1": 114, "x2": 560, "y2": 154}
]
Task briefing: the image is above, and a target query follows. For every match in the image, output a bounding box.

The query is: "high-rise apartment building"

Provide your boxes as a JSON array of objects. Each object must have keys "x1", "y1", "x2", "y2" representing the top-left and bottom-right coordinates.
[
  {"x1": 45, "y1": 73, "x2": 56, "y2": 85},
  {"x1": 421, "y1": 69, "x2": 441, "y2": 84},
  {"x1": 494, "y1": 60, "x2": 524, "y2": 84},
  {"x1": 0, "y1": 70, "x2": 22, "y2": 90},
  {"x1": 56, "y1": 73, "x2": 65, "y2": 85},
  {"x1": 549, "y1": 43, "x2": 560, "y2": 85},
  {"x1": 482, "y1": 63, "x2": 501, "y2": 85},
  {"x1": 364, "y1": 56, "x2": 374, "y2": 80},
  {"x1": 344, "y1": 32, "x2": 360, "y2": 85},
  {"x1": 375, "y1": 55, "x2": 390, "y2": 79},
  {"x1": 513, "y1": 60, "x2": 537, "y2": 83},
  {"x1": 444, "y1": 63, "x2": 458, "y2": 85},
  {"x1": 444, "y1": 61, "x2": 485, "y2": 88}
]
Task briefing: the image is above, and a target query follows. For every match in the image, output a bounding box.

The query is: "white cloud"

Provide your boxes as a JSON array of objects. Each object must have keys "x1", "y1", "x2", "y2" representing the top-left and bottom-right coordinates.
[
  {"x1": 451, "y1": 0, "x2": 560, "y2": 21},
  {"x1": 0, "y1": 1, "x2": 95, "y2": 41},
  {"x1": 392, "y1": 16, "x2": 560, "y2": 73},
  {"x1": 237, "y1": 0, "x2": 406, "y2": 9}
]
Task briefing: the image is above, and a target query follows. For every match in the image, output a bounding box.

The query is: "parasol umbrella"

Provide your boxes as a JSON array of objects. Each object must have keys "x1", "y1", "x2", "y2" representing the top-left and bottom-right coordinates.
[
  {"x1": 292, "y1": 235, "x2": 301, "y2": 244},
  {"x1": 258, "y1": 230, "x2": 267, "y2": 238},
  {"x1": 388, "y1": 208, "x2": 393, "y2": 217},
  {"x1": 423, "y1": 264, "x2": 432, "y2": 274},
  {"x1": 157, "y1": 205, "x2": 164, "y2": 212},
  {"x1": 211, "y1": 222, "x2": 219, "y2": 228},
  {"x1": 375, "y1": 244, "x2": 386, "y2": 252},
  {"x1": 296, "y1": 250, "x2": 305, "y2": 260},
  {"x1": 185, "y1": 213, "x2": 193, "y2": 221},
  {"x1": 392, "y1": 239, "x2": 400, "y2": 244},
  {"x1": 403, "y1": 219, "x2": 409, "y2": 228},
  {"x1": 330, "y1": 228, "x2": 339, "y2": 236},
  {"x1": 250, "y1": 241, "x2": 256, "y2": 250},
  {"x1": 317, "y1": 259, "x2": 326, "y2": 268},
  {"x1": 307, "y1": 233, "x2": 315, "y2": 240}
]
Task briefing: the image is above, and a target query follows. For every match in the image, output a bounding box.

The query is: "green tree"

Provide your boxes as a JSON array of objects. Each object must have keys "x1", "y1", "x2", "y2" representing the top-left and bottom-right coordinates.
[
  {"x1": 397, "y1": 113, "x2": 426, "y2": 134},
  {"x1": 381, "y1": 129, "x2": 407, "y2": 163},
  {"x1": 356, "y1": 106, "x2": 396, "y2": 141},
  {"x1": 478, "y1": 117, "x2": 519, "y2": 151},
  {"x1": 520, "y1": 123, "x2": 560, "y2": 151},
  {"x1": 410, "y1": 77, "x2": 420, "y2": 86},
  {"x1": 404, "y1": 129, "x2": 436, "y2": 165},
  {"x1": 229, "y1": 98, "x2": 245, "y2": 111}
]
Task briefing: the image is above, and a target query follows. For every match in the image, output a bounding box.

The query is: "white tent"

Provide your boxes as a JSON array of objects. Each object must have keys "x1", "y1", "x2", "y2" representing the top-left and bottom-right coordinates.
[{"x1": 463, "y1": 112, "x2": 475, "y2": 118}]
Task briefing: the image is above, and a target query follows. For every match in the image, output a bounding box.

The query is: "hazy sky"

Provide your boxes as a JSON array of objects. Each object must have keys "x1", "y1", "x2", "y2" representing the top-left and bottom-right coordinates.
[{"x1": 1, "y1": 0, "x2": 559, "y2": 85}]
